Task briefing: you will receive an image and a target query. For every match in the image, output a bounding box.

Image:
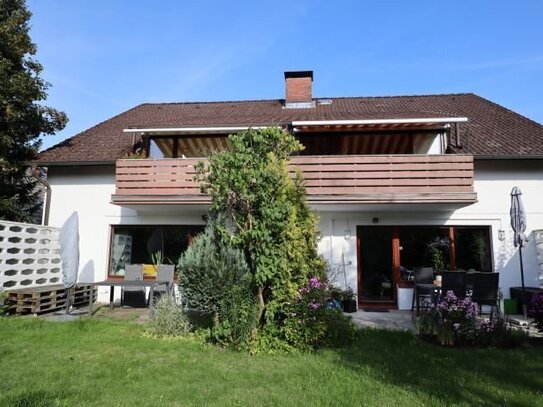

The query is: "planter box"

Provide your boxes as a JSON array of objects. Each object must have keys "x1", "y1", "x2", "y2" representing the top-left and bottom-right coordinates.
[
  {"x1": 342, "y1": 299, "x2": 357, "y2": 313},
  {"x1": 503, "y1": 299, "x2": 518, "y2": 315},
  {"x1": 397, "y1": 286, "x2": 414, "y2": 310}
]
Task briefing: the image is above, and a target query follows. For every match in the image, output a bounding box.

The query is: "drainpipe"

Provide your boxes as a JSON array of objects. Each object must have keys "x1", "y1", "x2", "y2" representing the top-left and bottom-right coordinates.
[{"x1": 31, "y1": 165, "x2": 51, "y2": 226}]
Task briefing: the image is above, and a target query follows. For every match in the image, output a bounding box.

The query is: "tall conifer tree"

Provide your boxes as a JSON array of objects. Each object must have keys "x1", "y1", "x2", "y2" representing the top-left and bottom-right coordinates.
[{"x1": 0, "y1": 0, "x2": 67, "y2": 221}]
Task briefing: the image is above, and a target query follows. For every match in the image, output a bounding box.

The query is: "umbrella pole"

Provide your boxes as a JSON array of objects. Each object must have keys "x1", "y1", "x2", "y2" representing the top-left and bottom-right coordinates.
[{"x1": 519, "y1": 246, "x2": 527, "y2": 319}]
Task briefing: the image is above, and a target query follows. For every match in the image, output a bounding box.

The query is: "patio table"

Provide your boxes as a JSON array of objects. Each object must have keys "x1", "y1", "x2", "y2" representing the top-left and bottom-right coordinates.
[{"x1": 87, "y1": 279, "x2": 172, "y2": 316}]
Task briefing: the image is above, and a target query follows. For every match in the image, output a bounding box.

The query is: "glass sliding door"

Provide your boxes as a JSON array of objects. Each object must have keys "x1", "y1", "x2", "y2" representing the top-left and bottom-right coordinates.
[
  {"x1": 108, "y1": 225, "x2": 204, "y2": 277},
  {"x1": 358, "y1": 226, "x2": 395, "y2": 302},
  {"x1": 357, "y1": 225, "x2": 493, "y2": 305},
  {"x1": 399, "y1": 227, "x2": 451, "y2": 272}
]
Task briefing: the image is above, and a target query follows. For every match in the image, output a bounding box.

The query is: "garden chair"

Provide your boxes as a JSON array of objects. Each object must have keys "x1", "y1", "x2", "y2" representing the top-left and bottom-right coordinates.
[
  {"x1": 121, "y1": 264, "x2": 146, "y2": 308},
  {"x1": 149, "y1": 264, "x2": 175, "y2": 303},
  {"x1": 441, "y1": 271, "x2": 466, "y2": 299},
  {"x1": 411, "y1": 267, "x2": 436, "y2": 314},
  {"x1": 471, "y1": 272, "x2": 500, "y2": 320}
]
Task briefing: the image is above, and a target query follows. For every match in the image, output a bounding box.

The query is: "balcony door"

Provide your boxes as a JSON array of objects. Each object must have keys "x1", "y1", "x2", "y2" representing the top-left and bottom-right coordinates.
[
  {"x1": 357, "y1": 226, "x2": 398, "y2": 303},
  {"x1": 357, "y1": 225, "x2": 493, "y2": 305}
]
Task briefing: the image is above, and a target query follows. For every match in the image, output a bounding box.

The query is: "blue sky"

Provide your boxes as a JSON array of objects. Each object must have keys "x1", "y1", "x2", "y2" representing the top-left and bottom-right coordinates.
[{"x1": 27, "y1": 0, "x2": 543, "y2": 150}]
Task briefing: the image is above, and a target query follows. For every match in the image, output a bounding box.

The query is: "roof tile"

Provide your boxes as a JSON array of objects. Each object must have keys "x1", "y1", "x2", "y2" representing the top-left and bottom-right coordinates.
[{"x1": 37, "y1": 93, "x2": 543, "y2": 163}]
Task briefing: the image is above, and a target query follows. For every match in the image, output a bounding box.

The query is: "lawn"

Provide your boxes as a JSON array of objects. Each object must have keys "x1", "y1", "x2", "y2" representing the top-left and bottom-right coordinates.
[{"x1": 0, "y1": 317, "x2": 542, "y2": 407}]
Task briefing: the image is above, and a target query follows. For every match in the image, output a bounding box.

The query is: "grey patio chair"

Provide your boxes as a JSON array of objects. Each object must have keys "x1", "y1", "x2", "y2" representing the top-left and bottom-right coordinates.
[
  {"x1": 149, "y1": 264, "x2": 175, "y2": 303},
  {"x1": 411, "y1": 267, "x2": 437, "y2": 314},
  {"x1": 121, "y1": 264, "x2": 146, "y2": 308},
  {"x1": 471, "y1": 272, "x2": 500, "y2": 319}
]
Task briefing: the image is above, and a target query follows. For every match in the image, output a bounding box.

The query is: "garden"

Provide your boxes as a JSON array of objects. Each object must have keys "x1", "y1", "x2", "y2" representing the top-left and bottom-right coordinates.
[{"x1": 1, "y1": 315, "x2": 543, "y2": 406}]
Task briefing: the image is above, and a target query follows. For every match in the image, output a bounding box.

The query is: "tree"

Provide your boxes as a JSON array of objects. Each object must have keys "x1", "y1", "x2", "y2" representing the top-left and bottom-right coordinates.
[
  {"x1": 0, "y1": 0, "x2": 67, "y2": 221},
  {"x1": 195, "y1": 128, "x2": 325, "y2": 337}
]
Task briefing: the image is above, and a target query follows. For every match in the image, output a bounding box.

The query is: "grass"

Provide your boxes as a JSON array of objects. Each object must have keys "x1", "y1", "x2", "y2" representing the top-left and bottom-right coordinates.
[{"x1": 0, "y1": 317, "x2": 542, "y2": 406}]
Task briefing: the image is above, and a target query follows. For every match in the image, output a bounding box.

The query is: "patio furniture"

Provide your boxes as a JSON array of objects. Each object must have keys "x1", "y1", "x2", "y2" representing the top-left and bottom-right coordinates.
[
  {"x1": 465, "y1": 270, "x2": 477, "y2": 296},
  {"x1": 87, "y1": 279, "x2": 171, "y2": 316},
  {"x1": 441, "y1": 271, "x2": 466, "y2": 299},
  {"x1": 411, "y1": 267, "x2": 437, "y2": 313},
  {"x1": 121, "y1": 264, "x2": 146, "y2": 308},
  {"x1": 471, "y1": 272, "x2": 500, "y2": 319},
  {"x1": 509, "y1": 287, "x2": 543, "y2": 317},
  {"x1": 149, "y1": 264, "x2": 175, "y2": 303}
]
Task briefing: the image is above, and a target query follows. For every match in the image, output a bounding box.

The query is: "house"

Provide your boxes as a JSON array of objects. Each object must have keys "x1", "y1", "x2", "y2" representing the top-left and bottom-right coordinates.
[{"x1": 36, "y1": 71, "x2": 543, "y2": 308}]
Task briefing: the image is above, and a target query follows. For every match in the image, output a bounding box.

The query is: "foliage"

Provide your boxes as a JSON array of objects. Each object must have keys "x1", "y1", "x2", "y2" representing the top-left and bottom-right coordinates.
[
  {"x1": 211, "y1": 272, "x2": 258, "y2": 350},
  {"x1": 417, "y1": 291, "x2": 526, "y2": 347},
  {"x1": 0, "y1": 0, "x2": 67, "y2": 221},
  {"x1": 529, "y1": 293, "x2": 543, "y2": 332},
  {"x1": 178, "y1": 220, "x2": 257, "y2": 348},
  {"x1": 418, "y1": 291, "x2": 480, "y2": 346},
  {"x1": 178, "y1": 222, "x2": 251, "y2": 316},
  {"x1": 282, "y1": 276, "x2": 355, "y2": 351},
  {"x1": 123, "y1": 150, "x2": 147, "y2": 159},
  {"x1": 147, "y1": 295, "x2": 191, "y2": 337},
  {"x1": 0, "y1": 290, "x2": 7, "y2": 315},
  {"x1": 151, "y1": 250, "x2": 163, "y2": 266},
  {"x1": 194, "y1": 127, "x2": 326, "y2": 350},
  {"x1": 425, "y1": 237, "x2": 449, "y2": 271},
  {"x1": 329, "y1": 285, "x2": 356, "y2": 302}
]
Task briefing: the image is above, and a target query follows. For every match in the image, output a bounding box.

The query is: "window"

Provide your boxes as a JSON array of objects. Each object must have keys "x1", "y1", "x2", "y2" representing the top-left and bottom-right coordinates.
[{"x1": 109, "y1": 225, "x2": 204, "y2": 276}]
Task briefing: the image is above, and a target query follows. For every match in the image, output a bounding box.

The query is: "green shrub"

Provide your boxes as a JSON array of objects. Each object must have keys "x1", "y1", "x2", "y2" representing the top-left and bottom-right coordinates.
[
  {"x1": 178, "y1": 221, "x2": 257, "y2": 347},
  {"x1": 147, "y1": 295, "x2": 190, "y2": 338},
  {"x1": 212, "y1": 273, "x2": 258, "y2": 349},
  {"x1": 417, "y1": 291, "x2": 528, "y2": 347},
  {"x1": 194, "y1": 128, "x2": 328, "y2": 351},
  {"x1": 281, "y1": 276, "x2": 356, "y2": 351},
  {"x1": 178, "y1": 222, "x2": 251, "y2": 317}
]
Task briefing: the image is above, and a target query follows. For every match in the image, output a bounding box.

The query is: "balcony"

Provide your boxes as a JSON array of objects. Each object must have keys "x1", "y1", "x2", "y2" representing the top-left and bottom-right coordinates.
[{"x1": 111, "y1": 154, "x2": 476, "y2": 206}]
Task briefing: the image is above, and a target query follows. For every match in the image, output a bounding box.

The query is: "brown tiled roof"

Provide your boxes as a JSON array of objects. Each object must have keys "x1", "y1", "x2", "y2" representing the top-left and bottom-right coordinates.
[{"x1": 37, "y1": 93, "x2": 543, "y2": 164}]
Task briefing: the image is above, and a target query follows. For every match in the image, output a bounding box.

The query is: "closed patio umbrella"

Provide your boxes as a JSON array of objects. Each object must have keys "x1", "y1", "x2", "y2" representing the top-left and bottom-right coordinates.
[
  {"x1": 510, "y1": 187, "x2": 528, "y2": 319},
  {"x1": 60, "y1": 212, "x2": 80, "y2": 314}
]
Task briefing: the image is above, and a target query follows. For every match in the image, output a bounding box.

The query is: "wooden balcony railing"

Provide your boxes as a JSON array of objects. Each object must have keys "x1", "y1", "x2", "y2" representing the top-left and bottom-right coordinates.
[{"x1": 112, "y1": 154, "x2": 476, "y2": 205}]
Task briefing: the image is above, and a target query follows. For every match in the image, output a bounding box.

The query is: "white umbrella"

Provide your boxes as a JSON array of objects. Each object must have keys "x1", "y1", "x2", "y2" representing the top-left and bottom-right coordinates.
[
  {"x1": 60, "y1": 212, "x2": 80, "y2": 314},
  {"x1": 510, "y1": 187, "x2": 528, "y2": 318}
]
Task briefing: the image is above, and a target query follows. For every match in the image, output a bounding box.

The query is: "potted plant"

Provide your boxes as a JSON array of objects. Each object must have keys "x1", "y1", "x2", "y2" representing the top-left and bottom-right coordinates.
[{"x1": 341, "y1": 288, "x2": 357, "y2": 313}]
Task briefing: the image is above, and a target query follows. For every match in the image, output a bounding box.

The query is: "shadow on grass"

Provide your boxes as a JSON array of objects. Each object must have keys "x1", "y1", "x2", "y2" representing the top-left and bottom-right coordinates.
[{"x1": 335, "y1": 329, "x2": 543, "y2": 406}]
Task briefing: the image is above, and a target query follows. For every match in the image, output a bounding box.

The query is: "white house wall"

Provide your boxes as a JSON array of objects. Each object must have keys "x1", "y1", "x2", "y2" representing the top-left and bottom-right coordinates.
[
  {"x1": 316, "y1": 159, "x2": 543, "y2": 300},
  {"x1": 47, "y1": 166, "x2": 206, "y2": 302},
  {"x1": 46, "y1": 159, "x2": 542, "y2": 304}
]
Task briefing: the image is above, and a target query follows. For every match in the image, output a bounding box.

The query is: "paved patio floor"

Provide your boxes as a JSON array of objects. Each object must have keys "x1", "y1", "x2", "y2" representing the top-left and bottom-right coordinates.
[{"x1": 348, "y1": 310, "x2": 415, "y2": 332}]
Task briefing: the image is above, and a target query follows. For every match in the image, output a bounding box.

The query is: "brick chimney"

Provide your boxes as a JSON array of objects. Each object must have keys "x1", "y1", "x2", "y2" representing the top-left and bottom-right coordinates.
[{"x1": 284, "y1": 70, "x2": 314, "y2": 108}]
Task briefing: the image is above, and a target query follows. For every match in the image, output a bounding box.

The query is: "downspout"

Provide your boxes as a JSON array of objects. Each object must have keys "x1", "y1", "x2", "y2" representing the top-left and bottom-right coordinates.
[{"x1": 31, "y1": 165, "x2": 51, "y2": 226}]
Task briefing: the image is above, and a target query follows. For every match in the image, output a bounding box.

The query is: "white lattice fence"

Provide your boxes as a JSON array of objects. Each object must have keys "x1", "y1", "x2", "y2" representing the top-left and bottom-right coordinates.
[{"x1": 0, "y1": 220, "x2": 62, "y2": 290}]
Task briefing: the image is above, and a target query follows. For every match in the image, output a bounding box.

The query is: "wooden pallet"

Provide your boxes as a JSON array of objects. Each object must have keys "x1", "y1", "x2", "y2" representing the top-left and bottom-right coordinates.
[{"x1": 5, "y1": 284, "x2": 97, "y2": 315}]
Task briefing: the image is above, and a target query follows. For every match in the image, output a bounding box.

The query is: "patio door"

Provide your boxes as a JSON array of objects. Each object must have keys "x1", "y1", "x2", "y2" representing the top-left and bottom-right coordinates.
[{"x1": 357, "y1": 226, "x2": 398, "y2": 303}]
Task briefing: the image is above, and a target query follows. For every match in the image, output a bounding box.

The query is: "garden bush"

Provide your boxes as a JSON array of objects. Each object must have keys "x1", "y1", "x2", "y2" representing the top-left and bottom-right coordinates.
[
  {"x1": 282, "y1": 276, "x2": 356, "y2": 350},
  {"x1": 529, "y1": 293, "x2": 543, "y2": 332},
  {"x1": 211, "y1": 273, "x2": 258, "y2": 349},
  {"x1": 178, "y1": 222, "x2": 251, "y2": 317},
  {"x1": 190, "y1": 128, "x2": 339, "y2": 352},
  {"x1": 178, "y1": 220, "x2": 257, "y2": 347},
  {"x1": 417, "y1": 291, "x2": 526, "y2": 347},
  {"x1": 147, "y1": 295, "x2": 191, "y2": 338}
]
